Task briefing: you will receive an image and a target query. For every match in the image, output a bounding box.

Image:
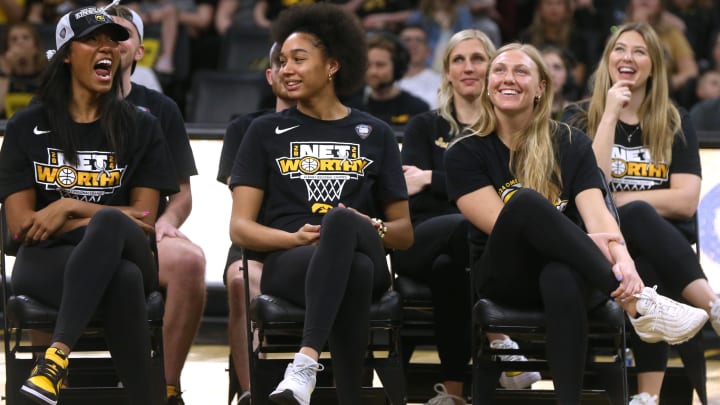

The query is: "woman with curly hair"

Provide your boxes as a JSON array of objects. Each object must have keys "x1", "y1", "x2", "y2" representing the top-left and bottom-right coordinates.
[{"x1": 229, "y1": 3, "x2": 413, "y2": 405}]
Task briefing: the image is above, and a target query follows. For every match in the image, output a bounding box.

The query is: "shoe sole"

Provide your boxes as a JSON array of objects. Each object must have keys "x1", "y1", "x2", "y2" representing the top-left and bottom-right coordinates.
[
  {"x1": 20, "y1": 385, "x2": 57, "y2": 405},
  {"x1": 269, "y1": 389, "x2": 301, "y2": 405}
]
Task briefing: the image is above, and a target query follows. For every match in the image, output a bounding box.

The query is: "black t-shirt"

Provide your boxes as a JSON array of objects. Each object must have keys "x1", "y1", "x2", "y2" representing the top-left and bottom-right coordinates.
[
  {"x1": 365, "y1": 90, "x2": 430, "y2": 126},
  {"x1": 564, "y1": 105, "x2": 701, "y2": 241},
  {"x1": 444, "y1": 125, "x2": 603, "y2": 259},
  {"x1": 126, "y1": 83, "x2": 198, "y2": 180},
  {"x1": 0, "y1": 103, "x2": 179, "y2": 208},
  {"x1": 401, "y1": 110, "x2": 463, "y2": 223},
  {"x1": 230, "y1": 106, "x2": 407, "y2": 234},
  {"x1": 217, "y1": 109, "x2": 272, "y2": 184}
]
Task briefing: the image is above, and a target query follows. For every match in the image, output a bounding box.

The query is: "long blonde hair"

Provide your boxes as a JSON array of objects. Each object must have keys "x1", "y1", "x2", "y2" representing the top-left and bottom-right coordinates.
[
  {"x1": 585, "y1": 22, "x2": 681, "y2": 164},
  {"x1": 438, "y1": 29, "x2": 496, "y2": 137},
  {"x1": 471, "y1": 43, "x2": 563, "y2": 202}
]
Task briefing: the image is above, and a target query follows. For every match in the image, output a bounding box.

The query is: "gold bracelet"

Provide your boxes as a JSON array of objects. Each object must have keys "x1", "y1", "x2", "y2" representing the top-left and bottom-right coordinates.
[{"x1": 372, "y1": 218, "x2": 387, "y2": 239}]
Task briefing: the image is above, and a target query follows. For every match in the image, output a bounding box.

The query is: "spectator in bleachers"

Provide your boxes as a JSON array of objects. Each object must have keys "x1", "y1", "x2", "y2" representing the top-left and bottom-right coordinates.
[
  {"x1": 217, "y1": 42, "x2": 293, "y2": 405},
  {"x1": 397, "y1": 29, "x2": 541, "y2": 404},
  {"x1": 625, "y1": 0, "x2": 698, "y2": 96},
  {"x1": 405, "y1": 0, "x2": 475, "y2": 72},
  {"x1": 364, "y1": 32, "x2": 430, "y2": 126},
  {"x1": 467, "y1": 0, "x2": 501, "y2": 46},
  {"x1": 26, "y1": 0, "x2": 95, "y2": 23},
  {"x1": 108, "y1": 7, "x2": 206, "y2": 405},
  {"x1": 127, "y1": 0, "x2": 219, "y2": 75},
  {"x1": 666, "y1": 0, "x2": 715, "y2": 71},
  {"x1": 0, "y1": 22, "x2": 47, "y2": 118},
  {"x1": 0, "y1": 0, "x2": 24, "y2": 23},
  {"x1": 564, "y1": 22, "x2": 720, "y2": 405},
  {"x1": 341, "y1": 0, "x2": 416, "y2": 33},
  {"x1": 517, "y1": 0, "x2": 596, "y2": 97},
  {"x1": 252, "y1": 0, "x2": 318, "y2": 30},
  {"x1": 694, "y1": 69, "x2": 720, "y2": 101},
  {"x1": 541, "y1": 45, "x2": 578, "y2": 121},
  {"x1": 398, "y1": 24, "x2": 441, "y2": 109}
]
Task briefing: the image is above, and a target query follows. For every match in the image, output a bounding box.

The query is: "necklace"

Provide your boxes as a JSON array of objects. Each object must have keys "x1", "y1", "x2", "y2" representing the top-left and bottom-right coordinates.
[{"x1": 617, "y1": 121, "x2": 641, "y2": 143}]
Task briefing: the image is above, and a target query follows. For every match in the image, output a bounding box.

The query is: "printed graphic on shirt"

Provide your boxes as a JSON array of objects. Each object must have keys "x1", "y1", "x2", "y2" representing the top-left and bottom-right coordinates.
[
  {"x1": 276, "y1": 141, "x2": 374, "y2": 212},
  {"x1": 610, "y1": 145, "x2": 669, "y2": 191},
  {"x1": 497, "y1": 178, "x2": 568, "y2": 212},
  {"x1": 34, "y1": 148, "x2": 126, "y2": 202}
]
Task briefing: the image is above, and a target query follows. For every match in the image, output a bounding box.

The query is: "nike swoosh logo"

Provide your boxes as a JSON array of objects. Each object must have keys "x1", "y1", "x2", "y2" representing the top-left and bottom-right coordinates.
[
  {"x1": 274, "y1": 125, "x2": 300, "y2": 135},
  {"x1": 33, "y1": 126, "x2": 51, "y2": 135}
]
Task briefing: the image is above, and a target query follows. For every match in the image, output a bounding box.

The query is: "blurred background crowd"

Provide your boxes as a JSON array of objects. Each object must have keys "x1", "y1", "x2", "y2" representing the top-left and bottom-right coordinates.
[{"x1": 0, "y1": 0, "x2": 719, "y2": 128}]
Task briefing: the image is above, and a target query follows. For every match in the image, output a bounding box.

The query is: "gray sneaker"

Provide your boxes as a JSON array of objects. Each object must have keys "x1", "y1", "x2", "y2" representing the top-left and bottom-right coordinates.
[
  {"x1": 629, "y1": 286, "x2": 708, "y2": 345},
  {"x1": 268, "y1": 353, "x2": 324, "y2": 405}
]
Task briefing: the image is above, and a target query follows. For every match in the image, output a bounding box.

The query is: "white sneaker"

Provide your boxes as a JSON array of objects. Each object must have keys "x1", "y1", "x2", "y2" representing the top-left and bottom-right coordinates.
[
  {"x1": 425, "y1": 383, "x2": 464, "y2": 405},
  {"x1": 710, "y1": 300, "x2": 720, "y2": 336},
  {"x1": 629, "y1": 392, "x2": 658, "y2": 405},
  {"x1": 489, "y1": 338, "x2": 542, "y2": 389},
  {"x1": 629, "y1": 286, "x2": 708, "y2": 345},
  {"x1": 268, "y1": 353, "x2": 324, "y2": 405}
]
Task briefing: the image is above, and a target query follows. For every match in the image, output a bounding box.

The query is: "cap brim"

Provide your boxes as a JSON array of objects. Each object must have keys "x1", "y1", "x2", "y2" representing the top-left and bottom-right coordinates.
[{"x1": 76, "y1": 22, "x2": 129, "y2": 43}]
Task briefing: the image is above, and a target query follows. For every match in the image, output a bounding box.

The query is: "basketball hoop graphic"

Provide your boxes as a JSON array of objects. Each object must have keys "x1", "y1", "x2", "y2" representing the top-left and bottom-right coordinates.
[{"x1": 276, "y1": 141, "x2": 374, "y2": 203}]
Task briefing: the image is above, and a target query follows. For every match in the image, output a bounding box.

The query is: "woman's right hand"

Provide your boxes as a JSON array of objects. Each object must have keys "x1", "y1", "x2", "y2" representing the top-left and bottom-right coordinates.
[
  {"x1": 293, "y1": 223, "x2": 321, "y2": 246},
  {"x1": 605, "y1": 80, "x2": 635, "y2": 117}
]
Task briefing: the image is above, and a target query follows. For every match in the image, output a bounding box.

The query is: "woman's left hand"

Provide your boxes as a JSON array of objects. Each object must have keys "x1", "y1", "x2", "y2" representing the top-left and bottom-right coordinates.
[
  {"x1": 336, "y1": 203, "x2": 377, "y2": 228},
  {"x1": 610, "y1": 259, "x2": 644, "y2": 302}
]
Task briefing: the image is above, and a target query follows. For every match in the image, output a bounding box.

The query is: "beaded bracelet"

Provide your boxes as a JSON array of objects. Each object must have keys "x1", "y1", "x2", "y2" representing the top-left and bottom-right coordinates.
[{"x1": 372, "y1": 218, "x2": 387, "y2": 239}]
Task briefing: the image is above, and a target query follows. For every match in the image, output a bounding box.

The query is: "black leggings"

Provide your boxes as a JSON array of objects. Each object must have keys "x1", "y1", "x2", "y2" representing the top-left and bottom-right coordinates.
[
  {"x1": 619, "y1": 201, "x2": 707, "y2": 372},
  {"x1": 261, "y1": 208, "x2": 391, "y2": 405},
  {"x1": 393, "y1": 213, "x2": 471, "y2": 382},
  {"x1": 12, "y1": 208, "x2": 158, "y2": 405},
  {"x1": 476, "y1": 189, "x2": 619, "y2": 404}
]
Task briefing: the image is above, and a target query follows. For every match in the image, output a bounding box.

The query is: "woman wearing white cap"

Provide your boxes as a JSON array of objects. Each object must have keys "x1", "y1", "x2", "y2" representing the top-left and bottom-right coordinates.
[{"x1": 0, "y1": 4, "x2": 179, "y2": 405}]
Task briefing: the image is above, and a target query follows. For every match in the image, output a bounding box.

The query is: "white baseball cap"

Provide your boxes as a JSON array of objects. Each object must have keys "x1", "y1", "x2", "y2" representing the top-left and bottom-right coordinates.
[{"x1": 54, "y1": 6, "x2": 129, "y2": 51}]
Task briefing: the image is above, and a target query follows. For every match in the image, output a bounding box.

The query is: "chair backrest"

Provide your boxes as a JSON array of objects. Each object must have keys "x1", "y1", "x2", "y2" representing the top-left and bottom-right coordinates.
[
  {"x1": 218, "y1": 27, "x2": 271, "y2": 73},
  {"x1": 186, "y1": 70, "x2": 266, "y2": 124}
]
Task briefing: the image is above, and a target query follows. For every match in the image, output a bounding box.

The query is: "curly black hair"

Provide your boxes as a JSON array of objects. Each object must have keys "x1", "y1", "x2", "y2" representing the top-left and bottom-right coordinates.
[{"x1": 271, "y1": 3, "x2": 367, "y2": 97}]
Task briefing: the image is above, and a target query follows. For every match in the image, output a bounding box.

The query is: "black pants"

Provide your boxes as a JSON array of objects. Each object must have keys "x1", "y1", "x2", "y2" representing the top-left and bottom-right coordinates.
[
  {"x1": 476, "y1": 189, "x2": 619, "y2": 404},
  {"x1": 261, "y1": 208, "x2": 391, "y2": 405},
  {"x1": 619, "y1": 200, "x2": 707, "y2": 374},
  {"x1": 12, "y1": 208, "x2": 158, "y2": 405},
  {"x1": 393, "y1": 213, "x2": 471, "y2": 382}
]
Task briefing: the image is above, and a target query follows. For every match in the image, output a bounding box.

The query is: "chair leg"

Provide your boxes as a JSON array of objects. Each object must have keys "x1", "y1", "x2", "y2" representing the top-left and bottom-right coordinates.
[
  {"x1": 472, "y1": 360, "x2": 500, "y2": 405},
  {"x1": 228, "y1": 354, "x2": 239, "y2": 405},
  {"x1": 373, "y1": 355, "x2": 407, "y2": 405}
]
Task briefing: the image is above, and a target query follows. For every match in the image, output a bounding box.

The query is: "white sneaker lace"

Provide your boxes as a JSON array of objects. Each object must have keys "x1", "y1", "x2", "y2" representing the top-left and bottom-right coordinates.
[
  {"x1": 287, "y1": 362, "x2": 324, "y2": 386},
  {"x1": 426, "y1": 383, "x2": 464, "y2": 405},
  {"x1": 629, "y1": 392, "x2": 658, "y2": 405},
  {"x1": 634, "y1": 286, "x2": 671, "y2": 330}
]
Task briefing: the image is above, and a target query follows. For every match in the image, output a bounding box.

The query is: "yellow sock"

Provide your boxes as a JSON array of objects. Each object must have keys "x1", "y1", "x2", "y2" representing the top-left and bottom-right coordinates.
[{"x1": 167, "y1": 384, "x2": 180, "y2": 398}]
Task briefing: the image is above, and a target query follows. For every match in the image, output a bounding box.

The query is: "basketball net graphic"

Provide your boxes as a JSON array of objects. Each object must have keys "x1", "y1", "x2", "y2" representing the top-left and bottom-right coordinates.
[
  {"x1": 276, "y1": 141, "x2": 374, "y2": 203},
  {"x1": 302, "y1": 175, "x2": 349, "y2": 201}
]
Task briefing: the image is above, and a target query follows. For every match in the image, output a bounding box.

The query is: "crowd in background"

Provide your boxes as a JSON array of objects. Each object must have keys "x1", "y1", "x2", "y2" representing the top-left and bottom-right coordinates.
[{"x1": 0, "y1": 0, "x2": 719, "y2": 126}]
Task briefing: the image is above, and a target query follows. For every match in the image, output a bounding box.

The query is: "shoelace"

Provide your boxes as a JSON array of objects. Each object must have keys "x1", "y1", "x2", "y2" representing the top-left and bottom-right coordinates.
[
  {"x1": 634, "y1": 285, "x2": 665, "y2": 330},
  {"x1": 287, "y1": 362, "x2": 324, "y2": 385},
  {"x1": 35, "y1": 358, "x2": 64, "y2": 386},
  {"x1": 426, "y1": 383, "x2": 464, "y2": 405}
]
